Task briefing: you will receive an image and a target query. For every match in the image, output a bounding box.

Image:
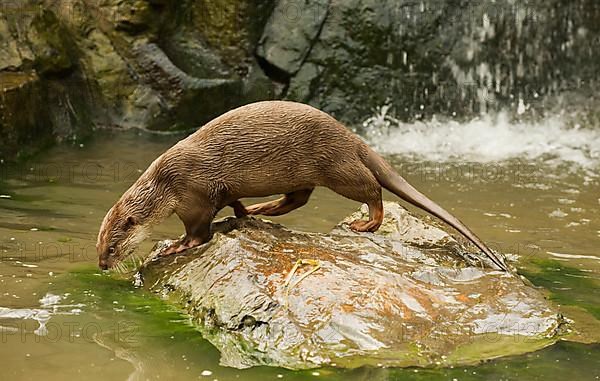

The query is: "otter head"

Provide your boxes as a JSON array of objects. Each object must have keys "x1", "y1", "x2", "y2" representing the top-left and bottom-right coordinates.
[{"x1": 96, "y1": 201, "x2": 150, "y2": 270}]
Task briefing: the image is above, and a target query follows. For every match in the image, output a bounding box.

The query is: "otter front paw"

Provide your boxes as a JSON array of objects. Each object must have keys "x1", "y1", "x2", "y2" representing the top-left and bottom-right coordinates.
[{"x1": 160, "y1": 237, "x2": 205, "y2": 257}]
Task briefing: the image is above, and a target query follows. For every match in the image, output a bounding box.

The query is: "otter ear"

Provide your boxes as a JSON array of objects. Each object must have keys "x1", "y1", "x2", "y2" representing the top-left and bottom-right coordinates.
[{"x1": 125, "y1": 216, "x2": 138, "y2": 228}]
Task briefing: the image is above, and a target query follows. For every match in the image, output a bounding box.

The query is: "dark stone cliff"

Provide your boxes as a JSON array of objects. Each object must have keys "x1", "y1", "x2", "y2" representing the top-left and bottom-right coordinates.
[{"x1": 1, "y1": 0, "x2": 598, "y2": 158}]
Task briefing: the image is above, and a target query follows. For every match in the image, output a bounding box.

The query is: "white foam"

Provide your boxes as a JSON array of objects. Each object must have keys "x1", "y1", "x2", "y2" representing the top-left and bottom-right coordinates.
[
  {"x1": 0, "y1": 293, "x2": 85, "y2": 337},
  {"x1": 547, "y1": 251, "x2": 600, "y2": 261},
  {"x1": 39, "y1": 293, "x2": 62, "y2": 307},
  {"x1": 362, "y1": 106, "x2": 600, "y2": 168}
]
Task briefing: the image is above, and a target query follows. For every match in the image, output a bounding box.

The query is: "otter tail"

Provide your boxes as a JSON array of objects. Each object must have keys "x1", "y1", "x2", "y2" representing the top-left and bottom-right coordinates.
[{"x1": 363, "y1": 149, "x2": 509, "y2": 272}]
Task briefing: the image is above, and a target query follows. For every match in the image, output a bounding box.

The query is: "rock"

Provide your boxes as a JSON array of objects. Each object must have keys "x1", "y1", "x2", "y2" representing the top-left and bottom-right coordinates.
[
  {"x1": 0, "y1": 18, "x2": 30, "y2": 71},
  {"x1": 257, "y1": 0, "x2": 329, "y2": 76},
  {"x1": 188, "y1": 0, "x2": 276, "y2": 67},
  {"x1": 0, "y1": 5, "x2": 75, "y2": 76},
  {"x1": 0, "y1": 67, "x2": 94, "y2": 159},
  {"x1": 131, "y1": 41, "x2": 243, "y2": 130},
  {"x1": 112, "y1": 0, "x2": 155, "y2": 34},
  {"x1": 0, "y1": 71, "x2": 51, "y2": 158},
  {"x1": 27, "y1": 10, "x2": 75, "y2": 76},
  {"x1": 139, "y1": 202, "x2": 564, "y2": 370},
  {"x1": 0, "y1": 0, "x2": 277, "y2": 159},
  {"x1": 241, "y1": 61, "x2": 278, "y2": 102},
  {"x1": 2, "y1": 0, "x2": 598, "y2": 157},
  {"x1": 0, "y1": 2, "x2": 96, "y2": 159},
  {"x1": 268, "y1": 0, "x2": 600, "y2": 122}
]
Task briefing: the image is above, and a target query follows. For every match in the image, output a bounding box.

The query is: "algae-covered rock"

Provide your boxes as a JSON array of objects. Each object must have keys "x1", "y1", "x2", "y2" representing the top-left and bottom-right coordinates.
[
  {"x1": 139, "y1": 202, "x2": 565, "y2": 370},
  {"x1": 0, "y1": 68, "x2": 96, "y2": 158},
  {"x1": 0, "y1": 2, "x2": 95, "y2": 159},
  {"x1": 189, "y1": 0, "x2": 276, "y2": 67}
]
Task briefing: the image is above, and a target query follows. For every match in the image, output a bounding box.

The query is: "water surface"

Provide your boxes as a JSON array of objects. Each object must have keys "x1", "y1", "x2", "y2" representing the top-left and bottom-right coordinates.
[{"x1": 0, "y1": 117, "x2": 599, "y2": 380}]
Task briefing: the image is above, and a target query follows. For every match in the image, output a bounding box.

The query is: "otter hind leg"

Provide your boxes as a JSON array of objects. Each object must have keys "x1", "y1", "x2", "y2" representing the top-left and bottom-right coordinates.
[
  {"x1": 246, "y1": 189, "x2": 314, "y2": 216},
  {"x1": 326, "y1": 167, "x2": 384, "y2": 233},
  {"x1": 229, "y1": 200, "x2": 248, "y2": 218}
]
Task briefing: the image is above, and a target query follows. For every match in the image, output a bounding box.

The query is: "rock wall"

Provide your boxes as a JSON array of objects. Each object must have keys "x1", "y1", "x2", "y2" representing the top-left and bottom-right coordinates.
[
  {"x1": 1, "y1": 0, "x2": 599, "y2": 158},
  {"x1": 0, "y1": 0, "x2": 276, "y2": 159},
  {"x1": 0, "y1": 4, "x2": 96, "y2": 158},
  {"x1": 259, "y1": 0, "x2": 600, "y2": 122}
]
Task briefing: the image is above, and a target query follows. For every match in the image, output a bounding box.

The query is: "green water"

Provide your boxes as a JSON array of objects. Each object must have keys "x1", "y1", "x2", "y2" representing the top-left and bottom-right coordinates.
[{"x1": 0, "y1": 130, "x2": 599, "y2": 380}]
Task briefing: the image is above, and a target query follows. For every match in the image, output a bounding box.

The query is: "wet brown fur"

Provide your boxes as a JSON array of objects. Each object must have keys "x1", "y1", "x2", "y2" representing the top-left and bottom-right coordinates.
[{"x1": 97, "y1": 101, "x2": 508, "y2": 271}]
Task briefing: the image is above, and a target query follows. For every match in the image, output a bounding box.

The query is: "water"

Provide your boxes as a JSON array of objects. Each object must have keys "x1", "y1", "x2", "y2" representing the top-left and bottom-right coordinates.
[
  {"x1": 362, "y1": 106, "x2": 600, "y2": 168},
  {"x1": 0, "y1": 117, "x2": 599, "y2": 380}
]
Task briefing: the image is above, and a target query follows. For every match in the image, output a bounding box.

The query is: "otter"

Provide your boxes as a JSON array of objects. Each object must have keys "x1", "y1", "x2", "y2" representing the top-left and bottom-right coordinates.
[{"x1": 97, "y1": 101, "x2": 508, "y2": 271}]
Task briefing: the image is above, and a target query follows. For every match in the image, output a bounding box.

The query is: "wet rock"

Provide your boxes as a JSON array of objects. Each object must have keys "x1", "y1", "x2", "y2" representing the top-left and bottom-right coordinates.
[
  {"x1": 0, "y1": 18, "x2": 25, "y2": 71},
  {"x1": 269, "y1": 0, "x2": 600, "y2": 122},
  {"x1": 2, "y1": 0, "x2": 598, "y2": 157},
  {"x1": 130, "y1": 42, "x2": 243, "y2": 130},
  {"x1": 0, "y1": 2, "x2": 96, "y2": 158},
  {"x1": 0, "y1": 6, "x2": 75, "y2": 76},
  {"x1": 256, "y1": 0, "x2": 329, "y2": 76},
  {"x1": 0, "y1": 68, "x2": 96, "y2": 159},
  {"x1": 113, "y1": 0, "x2": 155, "y2": 34},
  {"x1": 62, "y1": 1, "x2": 246, "y2": 130},
  {"x1": 139, "y1": 202, "x2": 564, "y2": 370}
]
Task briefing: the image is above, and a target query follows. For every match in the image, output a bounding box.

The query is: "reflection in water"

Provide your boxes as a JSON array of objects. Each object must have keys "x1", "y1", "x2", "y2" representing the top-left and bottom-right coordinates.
[{"x1": 0, "y1": 124, "x2": 598, "y2": 380}]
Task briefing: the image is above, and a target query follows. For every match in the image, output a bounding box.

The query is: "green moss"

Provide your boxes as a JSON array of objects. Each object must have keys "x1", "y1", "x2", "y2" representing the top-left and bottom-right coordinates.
[
  {"x1": 383, "y1": 341, "x2": 600, "y2": 381},
  {"x1": 520, "y1": 259, "x2": 600, "y2": 321},
  {"x1": 447, "y1": 334, "x2": 556, "y2": 365},
  {"x1": 59, "y1": 266, "x2": 202, "y2": 338}
]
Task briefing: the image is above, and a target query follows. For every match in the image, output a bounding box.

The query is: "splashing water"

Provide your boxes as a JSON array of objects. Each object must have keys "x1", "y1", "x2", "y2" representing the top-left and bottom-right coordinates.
[{"x1": 362, "y1": 105, "x2": 600, "y2": 169}]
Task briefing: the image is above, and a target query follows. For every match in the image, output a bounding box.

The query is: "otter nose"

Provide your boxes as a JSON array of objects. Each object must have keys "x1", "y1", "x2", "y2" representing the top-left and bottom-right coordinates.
[{"x1": 98, "y1": 257, "x2": 109, "y2": 271}]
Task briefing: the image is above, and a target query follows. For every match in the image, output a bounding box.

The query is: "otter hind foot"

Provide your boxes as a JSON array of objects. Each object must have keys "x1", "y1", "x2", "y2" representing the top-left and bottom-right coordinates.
[
  {"x1": 349, "y1": 219, "x2": 381, "y2": 232},
  {"x1": 229, "y1": 200, "x2": 249, "y2": 218},
  {"x1": 349, "y1": 199, "x2": 384, "y2": 233}
]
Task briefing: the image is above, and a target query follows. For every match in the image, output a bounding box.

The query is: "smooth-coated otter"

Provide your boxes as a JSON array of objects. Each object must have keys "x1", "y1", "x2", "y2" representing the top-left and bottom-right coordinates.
[{"x1": 97, "y1": 101, "x2": 508, "y2": 271}]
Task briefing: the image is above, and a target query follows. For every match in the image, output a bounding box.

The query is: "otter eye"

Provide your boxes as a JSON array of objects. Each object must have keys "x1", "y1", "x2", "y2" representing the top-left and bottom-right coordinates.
[
  {"x1": 109, "y1": 247, "x2": 116, "y2": 255},
  {"x1": 125, "y1": 216, "x2": 138, "y2": 228}
]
